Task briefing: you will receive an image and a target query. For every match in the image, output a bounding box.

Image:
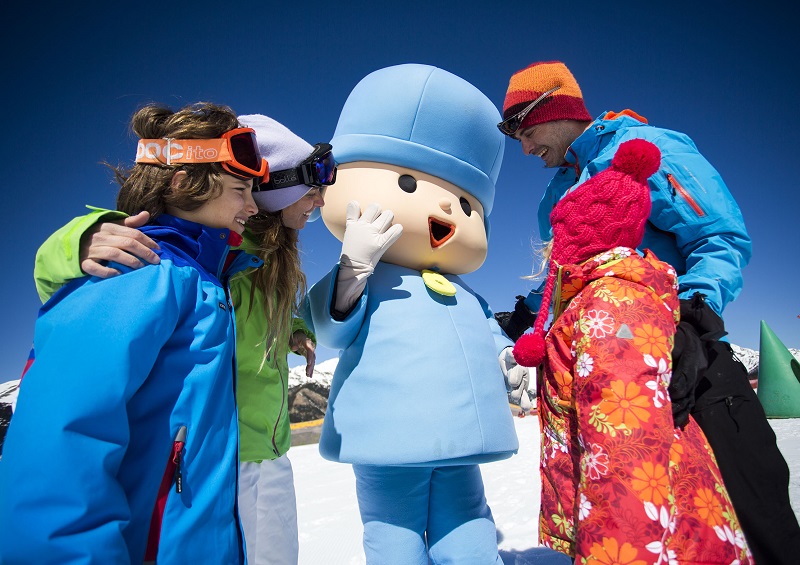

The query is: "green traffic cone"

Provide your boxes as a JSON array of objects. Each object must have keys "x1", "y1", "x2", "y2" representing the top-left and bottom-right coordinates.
[{"x1": 757, "y1": 320, "x2": 800, "y2": 418}]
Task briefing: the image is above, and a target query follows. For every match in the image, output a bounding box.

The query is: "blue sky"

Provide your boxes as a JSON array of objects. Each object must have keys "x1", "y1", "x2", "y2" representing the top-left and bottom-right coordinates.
[{"x1": 1, "y1": 0, "x2": 797, "y2": 380}]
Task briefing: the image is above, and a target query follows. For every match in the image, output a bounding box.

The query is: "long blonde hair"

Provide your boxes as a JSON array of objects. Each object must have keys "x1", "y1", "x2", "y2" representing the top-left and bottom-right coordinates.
[
  {"x1": 245, "y1": 211, "x2": 307, "y2": 356},
  {"x1": 524, "y1": 240, "x2": 553, "y2": 281}
]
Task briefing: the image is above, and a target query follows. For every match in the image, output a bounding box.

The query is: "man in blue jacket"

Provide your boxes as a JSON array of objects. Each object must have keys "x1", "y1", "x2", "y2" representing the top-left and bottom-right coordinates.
[{"x1": 496, "y1": 60, "x2": 799, "y2": 565}]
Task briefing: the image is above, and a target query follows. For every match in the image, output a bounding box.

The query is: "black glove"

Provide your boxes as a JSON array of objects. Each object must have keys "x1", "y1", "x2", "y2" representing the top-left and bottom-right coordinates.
[
  {"x1": 669, "y1": 292, "x2": 727, "y2": 427},
  {"x1": 670, "y1": 320, "x2": 706, "y2": 427},
  {"x1": 494, "y1": 295, "x2": 537, "y2": 342}
]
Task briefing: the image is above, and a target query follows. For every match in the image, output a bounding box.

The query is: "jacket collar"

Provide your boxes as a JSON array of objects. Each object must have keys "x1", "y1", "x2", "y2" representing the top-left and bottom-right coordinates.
[
  {"x1": 145, "y1": 215, "x2": 262, "y2": 280},
  {"x1": 562, "y1": 110, "x2": 649, "y2": 173}
]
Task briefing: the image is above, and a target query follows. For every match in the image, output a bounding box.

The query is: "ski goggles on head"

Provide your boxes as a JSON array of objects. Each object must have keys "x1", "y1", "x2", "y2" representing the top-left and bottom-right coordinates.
[
  {"x1": 256, "y1": 143, "x2": 337, "y2": 192},
  {"x1": 497, "y1": 85, "x2": 561, "y2": 137},
  {"x1": 135, "y1": 127, "x2": 270, "y2": 180}
]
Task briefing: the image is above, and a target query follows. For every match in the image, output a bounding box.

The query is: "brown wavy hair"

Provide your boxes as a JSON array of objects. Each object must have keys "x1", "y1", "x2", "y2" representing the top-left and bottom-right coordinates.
[
  {"x1": 112, "y1": 102, "x2": 306, "y2": 357},
  {"x1": 113, "y1": 102, "x2": 241, "y2": 216},
  {"x1": 244, "y1": 210, "x2": 307, "y2": 356}
]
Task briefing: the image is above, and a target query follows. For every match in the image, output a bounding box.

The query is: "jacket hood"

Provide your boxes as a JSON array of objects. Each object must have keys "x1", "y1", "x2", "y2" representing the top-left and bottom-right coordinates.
[{"x1": 556, "y1": 246, "x2": 679, "y2": 317}]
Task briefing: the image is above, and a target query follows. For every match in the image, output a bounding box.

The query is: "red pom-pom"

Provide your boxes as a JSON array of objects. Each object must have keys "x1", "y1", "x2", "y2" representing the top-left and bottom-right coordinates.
[
  {"x1": 513, "y1": 331, "x2": 546, "y2": 368},
  {"x1": 611, "y1": 139, "x2": 661, "y2": 183}
]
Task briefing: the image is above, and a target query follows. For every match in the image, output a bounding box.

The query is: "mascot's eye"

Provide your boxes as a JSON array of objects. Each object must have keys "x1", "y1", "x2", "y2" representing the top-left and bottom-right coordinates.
[
  {"x1": 398, "y1": 174, "x2": 417, "y2": 193},
  {"x1": 460, "y1": 197, "x2": 472, "y2": 216}
]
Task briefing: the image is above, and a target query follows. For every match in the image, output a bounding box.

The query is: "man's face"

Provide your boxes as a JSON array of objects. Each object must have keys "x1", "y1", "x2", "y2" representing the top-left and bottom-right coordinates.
[{"x1": 514, "y1": 120, "x2": 579, "y2": 168}]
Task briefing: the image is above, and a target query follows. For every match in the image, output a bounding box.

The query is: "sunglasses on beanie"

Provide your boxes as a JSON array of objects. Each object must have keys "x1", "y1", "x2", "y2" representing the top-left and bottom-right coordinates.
[{"x1": 497, "y1": 85, "x2": 561, "y2": 137}]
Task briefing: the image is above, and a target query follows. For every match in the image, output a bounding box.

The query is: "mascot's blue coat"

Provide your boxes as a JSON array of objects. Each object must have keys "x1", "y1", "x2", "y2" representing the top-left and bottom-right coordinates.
[{"x1": 306, "y1": 262, "x2": 518, "y2": 466}]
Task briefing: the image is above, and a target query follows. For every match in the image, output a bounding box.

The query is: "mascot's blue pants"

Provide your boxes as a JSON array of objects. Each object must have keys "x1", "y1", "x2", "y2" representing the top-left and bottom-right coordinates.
[{"x1": 352, "y1": 464, "x2": 503, "y2": 565}]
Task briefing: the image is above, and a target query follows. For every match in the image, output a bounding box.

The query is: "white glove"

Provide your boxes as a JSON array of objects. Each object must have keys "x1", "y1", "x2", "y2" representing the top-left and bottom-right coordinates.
[
  {"x1": 334, "y1": 201, "x2": 403, "y2": 315},
  {"x1": 499, "y1": 346, "x2": 533, "y2": 412}
]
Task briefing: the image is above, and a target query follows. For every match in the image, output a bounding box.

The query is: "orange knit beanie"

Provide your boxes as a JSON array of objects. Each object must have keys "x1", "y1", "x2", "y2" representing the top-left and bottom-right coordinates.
[{"x1": 502, "y1": 61, "x2": 592, "y2": 131}]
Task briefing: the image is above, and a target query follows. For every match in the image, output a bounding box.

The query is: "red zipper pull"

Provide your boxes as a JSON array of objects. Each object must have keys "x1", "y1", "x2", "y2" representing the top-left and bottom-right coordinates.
[{"x1": 173, "y1": 426, "x2": 187, "y2": 493}]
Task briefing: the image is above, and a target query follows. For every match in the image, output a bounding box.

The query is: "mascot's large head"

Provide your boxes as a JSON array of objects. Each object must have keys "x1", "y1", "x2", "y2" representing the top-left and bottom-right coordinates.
[{"x1": 321, "y1": 63, "x2": 505, "y2": 275}]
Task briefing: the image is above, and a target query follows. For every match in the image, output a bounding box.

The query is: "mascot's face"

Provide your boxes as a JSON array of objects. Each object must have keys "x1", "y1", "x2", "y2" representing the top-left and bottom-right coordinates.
[{"x1": 321, "y1": 161, "x2": 488, "y2": 275}]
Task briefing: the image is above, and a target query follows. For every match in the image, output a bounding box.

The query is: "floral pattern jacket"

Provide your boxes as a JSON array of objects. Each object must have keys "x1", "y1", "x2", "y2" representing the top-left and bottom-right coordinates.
[{"x1": 538, "y1": 247, "x2": 752, "y2": 564}]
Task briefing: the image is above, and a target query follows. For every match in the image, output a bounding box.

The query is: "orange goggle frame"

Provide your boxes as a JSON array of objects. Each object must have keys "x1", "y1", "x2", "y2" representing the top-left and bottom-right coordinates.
[{"x1": 135, "y1": 127, "x2": 269, "y2": 180}]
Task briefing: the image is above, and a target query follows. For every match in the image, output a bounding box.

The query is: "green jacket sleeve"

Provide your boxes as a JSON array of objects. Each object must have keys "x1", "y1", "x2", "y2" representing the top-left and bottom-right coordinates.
[
  {"x1": 34, "y1": 207, "x2": 128, "y2": 303},
  {"x1": 291, "y1": 316, "x2": 316, "y2": 345}
]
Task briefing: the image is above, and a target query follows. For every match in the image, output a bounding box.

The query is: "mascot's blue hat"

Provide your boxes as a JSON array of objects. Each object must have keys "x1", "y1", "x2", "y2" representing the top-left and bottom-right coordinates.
[{"x1": 330, "y1": 63, "x2": 505, "y2": 216}]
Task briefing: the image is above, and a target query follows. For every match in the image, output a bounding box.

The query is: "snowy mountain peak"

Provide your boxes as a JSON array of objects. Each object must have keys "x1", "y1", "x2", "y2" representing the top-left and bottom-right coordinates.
[
  {"x1": 288, "y1": 357, "x2": 338, "y2": 389},
  {"x1": 730, "y1": 344, "x2": 800, "y2": 374},
  {"x1": 0, "y1": 379, "x2": 18, "y2": 411}
]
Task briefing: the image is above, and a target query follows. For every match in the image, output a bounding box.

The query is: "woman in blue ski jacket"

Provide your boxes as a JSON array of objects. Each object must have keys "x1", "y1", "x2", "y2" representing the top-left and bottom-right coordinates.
[{"x1": 0, "y1": 102, "x2": 267, "y2": 564}]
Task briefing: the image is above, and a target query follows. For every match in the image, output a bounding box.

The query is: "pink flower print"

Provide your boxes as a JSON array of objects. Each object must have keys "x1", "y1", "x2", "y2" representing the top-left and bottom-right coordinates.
[
  {"x1": 585, "y1": 443, "x2": 610, "y2": 480},
  {"x1": 585, "y1": 309, "x2": 615, "y2": 339}
]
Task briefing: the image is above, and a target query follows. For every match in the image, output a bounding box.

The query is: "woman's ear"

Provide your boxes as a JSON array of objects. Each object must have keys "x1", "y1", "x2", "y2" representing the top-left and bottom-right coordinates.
[{"x1": 170, "y1": 170, "x2": 187, "y2": 190}]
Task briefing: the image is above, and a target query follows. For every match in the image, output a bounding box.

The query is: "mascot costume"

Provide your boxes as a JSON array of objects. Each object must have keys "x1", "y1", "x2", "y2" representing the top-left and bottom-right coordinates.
[{"x1": 302, "y1": 64, "x2": 522, "y2": 564}]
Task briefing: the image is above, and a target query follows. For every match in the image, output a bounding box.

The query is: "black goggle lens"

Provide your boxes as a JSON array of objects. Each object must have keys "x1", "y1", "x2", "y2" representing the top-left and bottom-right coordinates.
[{"x1": 229, "y1": 131, "x2": 262, "y2": 171}]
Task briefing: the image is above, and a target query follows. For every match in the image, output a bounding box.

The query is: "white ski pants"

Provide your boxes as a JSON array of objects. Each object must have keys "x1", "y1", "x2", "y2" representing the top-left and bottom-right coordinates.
[{"x1": 239, "y1": 455, "x2": 299, "y2": 565}]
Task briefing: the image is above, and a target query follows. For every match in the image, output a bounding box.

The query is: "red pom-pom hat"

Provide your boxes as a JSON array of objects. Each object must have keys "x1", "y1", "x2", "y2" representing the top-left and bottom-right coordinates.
[{"x1": 513, "y1": 139, "x2": 661, "y2": 367}]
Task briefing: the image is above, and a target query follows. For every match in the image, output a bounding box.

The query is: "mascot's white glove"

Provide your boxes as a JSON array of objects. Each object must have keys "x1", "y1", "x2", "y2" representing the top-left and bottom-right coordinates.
[
  {"x1": 334, "y1": 201, "x2": 403, "y2": 315},
  {"x1": 499, "y1": 346, "x2": 533, "y2": 412}
]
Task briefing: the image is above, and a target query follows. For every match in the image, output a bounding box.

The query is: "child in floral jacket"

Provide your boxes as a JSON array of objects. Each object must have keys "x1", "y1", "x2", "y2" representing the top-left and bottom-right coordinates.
[{"x1": 513, "y1": 139, "x2": 753, "y2": 564}]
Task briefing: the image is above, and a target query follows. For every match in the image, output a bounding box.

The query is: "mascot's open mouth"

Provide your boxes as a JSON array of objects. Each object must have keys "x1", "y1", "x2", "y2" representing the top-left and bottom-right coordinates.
[{"x1": 429, "y1": 217, "x2": 455, "y2": 248}]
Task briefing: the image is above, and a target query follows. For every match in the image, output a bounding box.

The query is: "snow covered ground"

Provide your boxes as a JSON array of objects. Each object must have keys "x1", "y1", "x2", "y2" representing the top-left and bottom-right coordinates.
[{"x1": 291, "y1": 414, "x2": 800, "y2": 565}]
